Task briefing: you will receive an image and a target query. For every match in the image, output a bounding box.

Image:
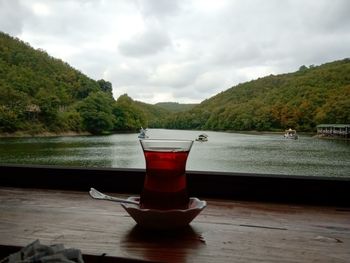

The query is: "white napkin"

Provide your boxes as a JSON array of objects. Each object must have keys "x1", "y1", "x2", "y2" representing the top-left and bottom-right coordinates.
[{"x1": 0, "y1": 240, "x2": 83, "y2": 263}]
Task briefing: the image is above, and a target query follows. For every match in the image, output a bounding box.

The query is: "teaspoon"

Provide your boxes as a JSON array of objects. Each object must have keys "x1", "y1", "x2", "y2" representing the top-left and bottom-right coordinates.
[{"x1": 89, "y1": 188, "x2": 139, "y2": 205}]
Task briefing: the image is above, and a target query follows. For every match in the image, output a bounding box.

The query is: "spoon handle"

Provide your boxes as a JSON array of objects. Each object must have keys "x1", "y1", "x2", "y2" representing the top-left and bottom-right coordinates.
[{"x1": 89, "y1": 188, "x2": 139, "y2": 205}]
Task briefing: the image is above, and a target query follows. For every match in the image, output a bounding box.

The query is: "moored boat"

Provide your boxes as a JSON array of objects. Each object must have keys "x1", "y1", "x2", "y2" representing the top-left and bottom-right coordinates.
[
  {"x1": 196, "y1": 133, "x2": 208, "y2": 142},
  {"x1": 284, "y1": 128, "x2": 298, "y2": 139},
  {"x1": 138, "y1": 127, "x2": 148, "y2": 139}
]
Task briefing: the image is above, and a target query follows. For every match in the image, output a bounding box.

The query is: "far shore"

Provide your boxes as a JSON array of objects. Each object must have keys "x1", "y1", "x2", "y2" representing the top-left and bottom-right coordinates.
[
  {"x1": 0, "y1": 128, "x2": 319, "y2": 138},
  {"x1": 0, "y1": 129, "x2": 144, "y2": 138},
  {"x1": 218, "y1": 129, "x2": 316, "y2": 136},
  {"x1": 0, "y1": 131, "x2": 92, "y2": 138},
  {"x1": 1, "y1": 129, "x2": 348, "y2": 140}
]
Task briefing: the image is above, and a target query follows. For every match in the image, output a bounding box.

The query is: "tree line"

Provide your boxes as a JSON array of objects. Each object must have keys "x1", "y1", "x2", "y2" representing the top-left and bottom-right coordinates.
[
  {"x1": 1, "y1": 31, "x2": 349, "y2": 135},
  {"x1": 0, "y1": 32, "x2": 155, "y2": 135},
  {"x1": 162, "y1": 59, "x2": 350, "y2": 132}
]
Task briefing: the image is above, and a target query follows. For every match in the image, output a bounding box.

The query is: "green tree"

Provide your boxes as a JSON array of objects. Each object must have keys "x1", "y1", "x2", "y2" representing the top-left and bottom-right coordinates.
[
  {"x1": 0, "y1": 85, "x2": 28, "y2": 131},
  {"x1": 57, "y1": 110, "x2": 83, "y2": 132},
  {"x1": 113, "y1": 94, "x2": 146, "y2": 131},
  {"x1": 298, "y1": 65, "x2": 308, "y2": 71},
  {"x1": 0, "y1": 106, "x2": 19, "y2": 132},
  {"x1": 36, "y1": 89, "x2": 60, "y2": 128},
  {"x1": 0, "y1": 32, "x2": 117, "y2": 134},
  {"x1": 77, "y1": 92, "x2": 116, "y2": 134},
  {"x1": 97, "y1": 79, "x2": 113, "y2": 95}
]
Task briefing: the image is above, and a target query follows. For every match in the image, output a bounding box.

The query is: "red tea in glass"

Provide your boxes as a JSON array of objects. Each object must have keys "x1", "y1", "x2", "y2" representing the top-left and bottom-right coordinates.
[{"x1": 140, "y1": 139, "x2": 193, "y2": 210}]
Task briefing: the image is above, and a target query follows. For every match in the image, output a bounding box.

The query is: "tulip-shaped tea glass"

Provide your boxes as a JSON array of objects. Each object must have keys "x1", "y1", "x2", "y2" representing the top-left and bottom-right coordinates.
[{"x1": 140, "y1": 139, "x2": 194, "y2": 210}]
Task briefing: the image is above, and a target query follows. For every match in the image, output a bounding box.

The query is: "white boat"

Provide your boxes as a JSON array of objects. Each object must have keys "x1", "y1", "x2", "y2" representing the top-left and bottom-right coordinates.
[
  {"x1": 284, "y1": 128, "x2": 298, "y2": 140},
  {"x1": 196, "y1": 133, "x2": 208, "y2": 142},
  {"x1": 138, "y1": 127, "x2": 148, "y2": 139}
]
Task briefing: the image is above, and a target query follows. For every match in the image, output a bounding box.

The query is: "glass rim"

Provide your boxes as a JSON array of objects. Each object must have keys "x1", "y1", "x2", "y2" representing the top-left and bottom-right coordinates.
[
  {"x1": 139, "y1": 138, "x2": 194, "y2": 152},
  {"x1": 139, "y1": 138, "x2": 194, "y2": 143}
]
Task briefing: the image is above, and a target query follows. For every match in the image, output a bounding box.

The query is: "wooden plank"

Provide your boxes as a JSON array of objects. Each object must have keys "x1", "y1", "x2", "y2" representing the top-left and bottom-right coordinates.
[{"x1": 0, "y1": 187, "x2": 349, "y2": 262}]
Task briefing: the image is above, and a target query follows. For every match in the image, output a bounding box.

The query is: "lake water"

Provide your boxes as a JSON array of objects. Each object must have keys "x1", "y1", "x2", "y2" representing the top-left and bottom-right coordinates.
[{"x1": 0, "y1": 129, "x2": 349, "y2": 177}]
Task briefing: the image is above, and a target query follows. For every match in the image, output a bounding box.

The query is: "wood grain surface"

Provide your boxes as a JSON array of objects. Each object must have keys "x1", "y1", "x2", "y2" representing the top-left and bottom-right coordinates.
[{"x1": 0, "y1": 187, "x2": 349, "y2": 262}]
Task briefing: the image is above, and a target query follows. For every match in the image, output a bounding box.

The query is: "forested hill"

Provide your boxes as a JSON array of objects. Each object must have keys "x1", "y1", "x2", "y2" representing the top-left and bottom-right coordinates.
[
  {"x1": 155, "y1": 102, "x2": 197, "y2": 112},
  {"x1": 1, "y1": 31, "x2": 349, "y2": 135},
  {"x1": 0, "y1": 32, "x2": 166, "y2": 135},
  {"x1": 164, "y1": 59, "x2": 350, "y2": 132}
]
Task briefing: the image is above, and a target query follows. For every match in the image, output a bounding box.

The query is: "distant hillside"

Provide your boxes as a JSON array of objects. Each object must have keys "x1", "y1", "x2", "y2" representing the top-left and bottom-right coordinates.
[
  {"x1": 164, "y1": 59, "x2": 350, "y2": 132},
  {"x1": 155, "y1": 102, "x2": 197, "y2": 112},
  {"x1": 2, "y1": 31, "x2": 349, "y2": 135},
  {"x1": 116, "y1": 94, "x2": 170, "y2": 128},
  {"x1": 0, "y1": 32, "x2": 155, "y2": 135}
]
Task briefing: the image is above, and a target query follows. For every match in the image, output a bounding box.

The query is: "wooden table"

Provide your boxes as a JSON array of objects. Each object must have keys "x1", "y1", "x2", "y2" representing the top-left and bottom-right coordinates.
[{"x1": 0, "y1": 187, "x2": 349, "y2": 262}]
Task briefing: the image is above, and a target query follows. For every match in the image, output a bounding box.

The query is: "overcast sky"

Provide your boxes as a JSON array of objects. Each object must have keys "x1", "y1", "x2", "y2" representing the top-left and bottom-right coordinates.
[{"x1": 1, "y1": 0, "x2": 350, "y2": 103}]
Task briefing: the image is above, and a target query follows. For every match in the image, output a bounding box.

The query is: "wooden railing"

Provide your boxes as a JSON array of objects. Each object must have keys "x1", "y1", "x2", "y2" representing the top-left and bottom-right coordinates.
[{"x1": 1, "y1": 164, "x2": 349, "y2": 206}]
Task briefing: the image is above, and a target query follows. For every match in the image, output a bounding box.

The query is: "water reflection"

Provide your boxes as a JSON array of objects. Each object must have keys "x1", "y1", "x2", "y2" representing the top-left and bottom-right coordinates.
[
  {"x1": 0, "y1": 129, "x2": 349, "y2": 177},
  {"x1": 120, "y1": 225, "x2": 205, "y2": 262}
]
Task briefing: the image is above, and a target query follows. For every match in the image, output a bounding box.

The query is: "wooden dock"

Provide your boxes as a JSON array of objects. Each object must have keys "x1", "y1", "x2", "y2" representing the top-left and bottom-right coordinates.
[{"x1": 317, "y1": 124, "x2": 350, "y2": 138}]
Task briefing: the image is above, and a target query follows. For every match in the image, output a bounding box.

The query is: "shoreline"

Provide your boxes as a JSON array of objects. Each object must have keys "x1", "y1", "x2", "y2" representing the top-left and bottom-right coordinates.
[
  {"x1": 0, "y1": 130, "x2": 139, "y2": 138},
  {"x1": 3, "y1": 129, "x2": 347, "y2": 140},
  {"x1": 216, "y1": 129, "x2": 316, "y2": 136},
  {"x1": 0, "y1": 131, "x2": 92, "y2": 138}
]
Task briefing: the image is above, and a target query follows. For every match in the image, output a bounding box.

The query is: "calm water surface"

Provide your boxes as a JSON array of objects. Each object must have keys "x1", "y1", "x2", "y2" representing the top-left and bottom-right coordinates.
[{"x1": 0, "y1": 129, "x2": 349, "y2": 177}]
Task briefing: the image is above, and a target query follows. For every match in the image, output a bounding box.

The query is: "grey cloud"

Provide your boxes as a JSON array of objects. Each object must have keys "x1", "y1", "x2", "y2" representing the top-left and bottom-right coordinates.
[
  {"x1": 2, "y1": 0, "x2": 350, "y2": 103},
  {"x1": 0, "y1": 0, "x2": 31, "y2": 35},
  {"x1": 209, "y1": 42, "x2": 263, "y2": 67},
  {"x1": 295, "y1": 0, "x2": 350, "y2": 34},
  {"x1": 118, "y1": 28, "x2": 171, "y2": 57},
  {"x1": 135, "y1": 0, "x2": 182, "y2": 18},
  {"x1": 112, "y1": 65, "x2": 149, "y2": 86},
  {"x1": 23, "y1": 2, "x2": 107, "y2": 43},
  {"x1": 69, "y1": 49, "x2": 118, "y2": 80},
  {"x1": 148, "y1": 61, "x2": 206, "y2": 89}
]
